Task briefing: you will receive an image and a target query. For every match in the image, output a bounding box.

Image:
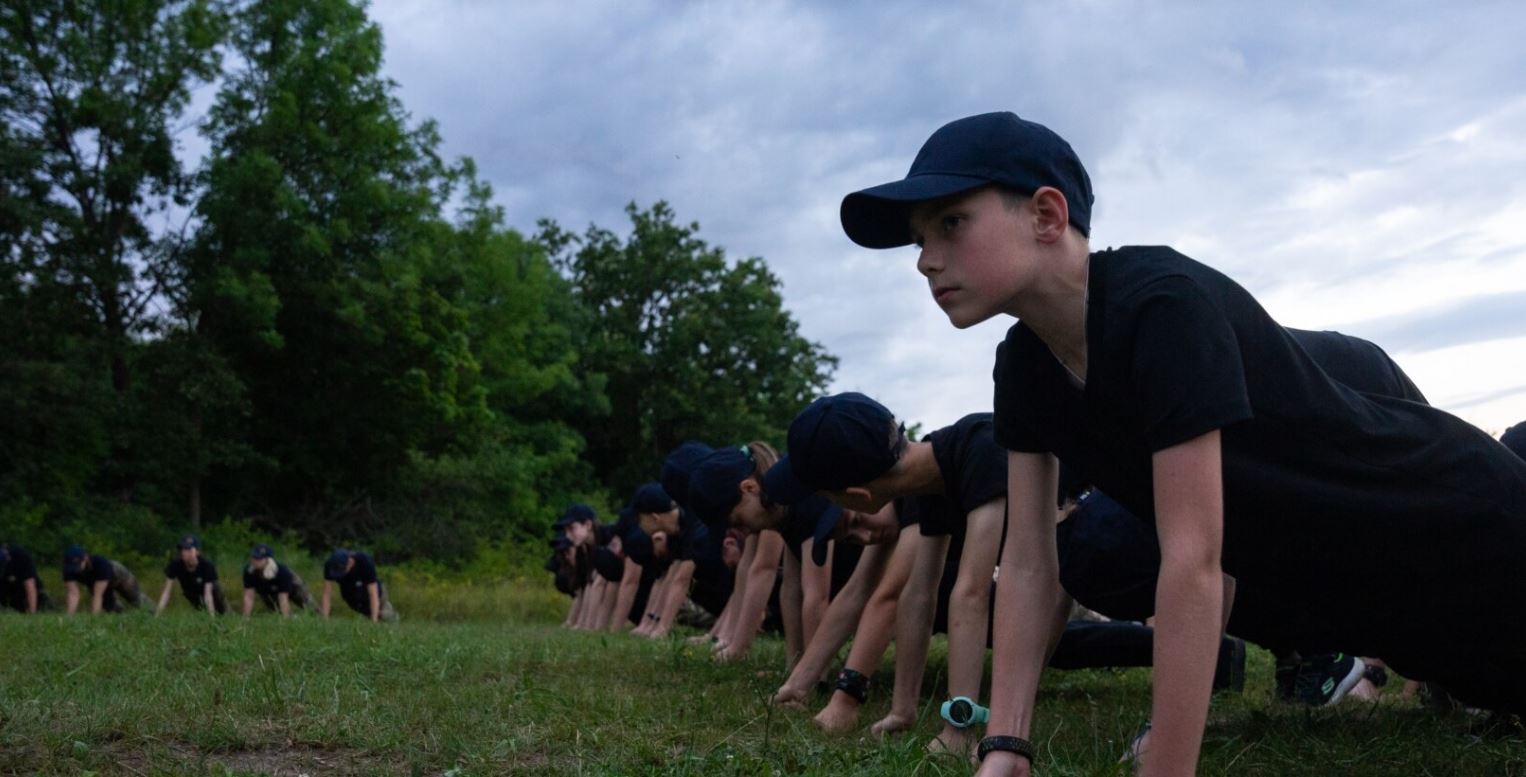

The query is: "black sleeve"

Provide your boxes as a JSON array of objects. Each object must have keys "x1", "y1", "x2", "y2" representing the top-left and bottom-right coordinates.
[
  {"x1": 992, "y1": 329, "x2": 1049, "y2": 453},
  {"x1": 201, "y1": 559, "x2": 219, "y2": 583},
  {"x1": 354, "y1": 556, "x2": 379, "y2": 584},
  {"x1": 164, "y1": 560, "x2": 179, "y2": 579},
  {"x1": 243, "y1": 567, "x2": 258, "y2": 588},
  {"x1": 1125, "y1": 279, "x2": 1253, "y2": 451},
  {"x1": 957, "y1": 427, "x2": 1008, "y2": 513},
  {"x1": 274, "y1": 566, "x2": 294, "y2": 594},
  {"x1": 916, "y1": 496, "x2": 960, "y2": 537},
  {"x1": 13, "y1": 552, "x2": 38, "y2": 580},
  {"x1": 91, "y1": 557, "x2": 115, "y2": 584}
]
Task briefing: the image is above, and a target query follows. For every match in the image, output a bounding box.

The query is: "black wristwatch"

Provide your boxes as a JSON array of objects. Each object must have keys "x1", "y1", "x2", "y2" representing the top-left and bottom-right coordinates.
[
  {"x1": 834, "y1": 668, "x2": 869, "y2": 704},
  {"x1": 978, "y1": 735, "x2": 1036, "y2": 763},
  {"x1": 1363, "y1": 664, "x2": 1389, "y2": 688}
]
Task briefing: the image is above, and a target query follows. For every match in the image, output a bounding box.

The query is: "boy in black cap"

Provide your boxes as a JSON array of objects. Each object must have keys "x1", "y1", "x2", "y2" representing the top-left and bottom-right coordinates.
[
  {"x1": 0, "y1": 543, "x2": 50, "y2": 613},
  {"x1": 154, "y1": 534, "x2": 227, "y2": 617},
  {"x1": 62, "y1": 545, "x2": 152, "y2": 614},
  {"x1": 321, "y1": 548, "x2": 397, "y2": 623},
  {"x1": 242, "y1": 544, "x2": 310, "y2": 617},
  {"x1": 627, "y1": 482, "x2": 732, "y2": 638},
  {"x1": 839, "y1": 110, "x2": 1526, "y2": 776}
]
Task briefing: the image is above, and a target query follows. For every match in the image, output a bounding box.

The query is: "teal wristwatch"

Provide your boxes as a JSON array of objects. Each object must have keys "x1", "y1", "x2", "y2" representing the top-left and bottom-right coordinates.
[{"x1": 940, "y1": 696, "x2": 989, "y2": 728}]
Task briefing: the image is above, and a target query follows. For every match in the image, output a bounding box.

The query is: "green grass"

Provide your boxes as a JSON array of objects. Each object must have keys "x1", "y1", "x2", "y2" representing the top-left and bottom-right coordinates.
[{"x1": 3, "y1": 581, "x2": 1525, "y2": 776}]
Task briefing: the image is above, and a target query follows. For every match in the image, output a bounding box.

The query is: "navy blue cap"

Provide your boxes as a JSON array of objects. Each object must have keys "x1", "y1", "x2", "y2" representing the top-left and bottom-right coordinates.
[
  {"x1": 687, "y1": 447, "x2": 756, "y2": 529},
  {"x1": 176, "y1": 534, "x2": 200, "y2": 550},
  {"x1": 660, "y1": 441, "x2": 713, "y2": 507},
  {"x1": 763, "y1": 392, "x2": 903, "y2": 505},
  {"x1": 630, "y1": 482, "x2": 675, "y2": 515},
  {"x1": 554, "y1": 503, "x2": 596, "y2": 530},
  {"x1": 62, "y1": 544, "x2": 87, "y2": 574},
  {"x1": 802, "y1": 496, "x2": 845, "y2": 566},
  {"x1": 841, "y1": 111, "x2": 1094, "y2": 248},
  {"x1": 1503, "y1": 422, "x2": 1526, "y2": 461},
  {"x1": 250, "y1": 543, "x2": 274, "y2": 560},
  {"x1": 323, "y1": 549, "x2": 351, "y2": 580}
]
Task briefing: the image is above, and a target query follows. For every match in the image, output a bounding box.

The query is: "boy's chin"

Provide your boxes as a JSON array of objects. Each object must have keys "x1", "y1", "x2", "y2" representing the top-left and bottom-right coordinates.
[{"x1": 943, "y1": 306, "x2": 996, "y2": 330}]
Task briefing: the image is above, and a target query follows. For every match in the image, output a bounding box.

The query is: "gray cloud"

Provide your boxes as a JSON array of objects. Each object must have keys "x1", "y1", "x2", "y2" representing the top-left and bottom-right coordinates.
[{"x1": 1341, "y1": 290, "x2": 1526, "y2": 354}]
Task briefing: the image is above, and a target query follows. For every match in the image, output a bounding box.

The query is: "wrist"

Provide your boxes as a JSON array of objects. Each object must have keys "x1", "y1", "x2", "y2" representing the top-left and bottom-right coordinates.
[
  {"x1": 834, "y1": 668, "x2": 870, "y2": 704},
  {"x1": 978, "y1": 735, "x2": 1035, "y2": 764}
]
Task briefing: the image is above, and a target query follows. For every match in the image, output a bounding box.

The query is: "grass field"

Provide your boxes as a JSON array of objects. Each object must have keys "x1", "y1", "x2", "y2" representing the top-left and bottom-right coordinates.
[{"x1": 3, "y1": 579, "x2": 1525, "y2": 776}]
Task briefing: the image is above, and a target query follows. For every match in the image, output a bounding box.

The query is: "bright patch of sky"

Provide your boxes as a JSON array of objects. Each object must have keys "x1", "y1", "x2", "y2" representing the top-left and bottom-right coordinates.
[{"x1": 368, "y1": 0, "x2": 1526, "y2": 435}]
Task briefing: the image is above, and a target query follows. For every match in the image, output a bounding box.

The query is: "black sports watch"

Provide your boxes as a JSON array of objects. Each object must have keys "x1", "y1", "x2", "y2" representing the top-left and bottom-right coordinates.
[
  {"x1": 834, "y1": 668, "x2": 869, "y2": 704},
  {"x1": 978, "y1": 735, "x2": 1036, "y2": 763}
]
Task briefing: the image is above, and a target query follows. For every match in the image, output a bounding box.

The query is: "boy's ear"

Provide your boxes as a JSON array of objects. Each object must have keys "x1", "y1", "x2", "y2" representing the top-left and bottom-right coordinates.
[
  {"x1": 739, "y1": 478, "x2": 760, "y2": 496},
  {"x1": 844, "y1": 485, "x2": 874, "y2": 503},
  {"x1": 1030, "y1": 186, "x2": 1070, "y2": 243}
]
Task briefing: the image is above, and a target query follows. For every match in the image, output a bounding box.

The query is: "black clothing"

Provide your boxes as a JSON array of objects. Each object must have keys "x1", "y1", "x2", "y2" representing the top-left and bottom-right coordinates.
[
  {"x1": 1, "y1": 545, "x2": 45, "y2": 612},
  {"x1": 994, "y1": 245, "x2": 1526, "y2": 711},
  {"x1": 243, "y1": 562, "x2": 306, "y2": 610},
  {"x1": 165, "y1": 557, "x2": 226, "y2": 613},
  {"x1": 327, "y1": 552, "x2": 385, "y2": 617},
  {"x1": 63, "y1": 554, "x2": 114, "y2": 586},
  {"x1": 921, "y1": 413, "x2": 1007, "y2": 540}
]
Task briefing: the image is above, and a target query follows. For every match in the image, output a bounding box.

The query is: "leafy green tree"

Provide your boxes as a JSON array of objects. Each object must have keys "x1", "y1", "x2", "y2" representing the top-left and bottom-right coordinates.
[
  {"x1": 539, "y1": 203, "x2": 837, "y2": 494},
  {"x1": 0, "y1": 0, "x2": 228, "y2": 509}
]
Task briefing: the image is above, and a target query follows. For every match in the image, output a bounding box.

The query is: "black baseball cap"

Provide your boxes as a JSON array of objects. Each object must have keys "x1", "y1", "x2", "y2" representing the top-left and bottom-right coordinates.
[
  {"x1": 1502, "y1": 422, "x2": 1526, "y2": 461},
  {"x1": 630, "y1": 482, "x2": 675, "y2": 515},
  {"x1": 176, "y1": 534, "x2": 200, "y2": 550},
  {"x1": 660, "y1": 441, "x2": 714, "y2": 507},
  {"x1": 840, "y1": 111, "x2": 1095, "y2": 249},
  {"x1": 554, "y1": 504, "x2": 597, "y2": 530},
  {"x1": 763, "y1": 392, "x2": 904, "y2": 506},
  {"x1": 63, "y1": 544, "x2": 87, "y2": 574},
  {"x1": 687, "y1": 447, "x2": 755, "y2": 529},
  {"x1": 250, "y1": 543, "x2": 274, "y2": 560},
  {"x1": 323, "y1": 549, "x2": 351, "y2": 580}
]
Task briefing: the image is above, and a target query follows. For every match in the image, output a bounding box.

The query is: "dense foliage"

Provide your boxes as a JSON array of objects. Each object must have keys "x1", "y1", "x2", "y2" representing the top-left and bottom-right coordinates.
[{"x1": 0, "y1": 0, "x2": 834, "y2": 567}]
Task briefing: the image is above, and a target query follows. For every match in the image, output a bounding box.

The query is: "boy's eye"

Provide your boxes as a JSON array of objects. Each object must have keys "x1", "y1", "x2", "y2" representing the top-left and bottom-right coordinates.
[{"x1": 942, "y1": 214, "x2": 964, "y2": 233}]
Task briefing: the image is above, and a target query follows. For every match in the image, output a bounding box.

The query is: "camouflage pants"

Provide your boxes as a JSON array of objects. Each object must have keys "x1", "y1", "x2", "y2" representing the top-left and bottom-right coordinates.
[
  {"x1": 103, "y1": 561, "x2": 153, "y2": 612},
  {"x1": 257, "y1": 571, "x2": 312, "y2": 613}
]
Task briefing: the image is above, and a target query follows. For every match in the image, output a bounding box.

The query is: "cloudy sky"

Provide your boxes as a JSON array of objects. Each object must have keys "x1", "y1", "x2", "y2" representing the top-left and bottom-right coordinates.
[{"x1": 367, "y1": 0, "x2": 1526, "y2": 435}]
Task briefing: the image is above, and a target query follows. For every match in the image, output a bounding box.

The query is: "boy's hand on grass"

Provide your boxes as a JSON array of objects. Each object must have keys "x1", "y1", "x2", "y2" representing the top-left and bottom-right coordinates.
[
  {"x1": 715, "y1": 644, "x2": 744, "y2": 662},
  {"x1": 771, "y1": 685, "x2": 809, "y2": 710},
  {"x1": 973, "y1": 751, "x2": 1032, "y2": 777},
  {"x1": 812, "y1": 695, "x2": 860, "y2": 733},
  {"x1": 870, "y1": 710, "x2": 915, "y2": 736},
  {"x1": 686, "y1": 633, "x2": 713, "y2": 645}
]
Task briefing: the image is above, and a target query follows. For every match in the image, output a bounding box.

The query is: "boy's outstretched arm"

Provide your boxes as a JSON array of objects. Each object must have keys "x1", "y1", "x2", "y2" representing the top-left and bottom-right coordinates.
[
  {"x1": 1140, "y1": 430, "x2": 1224, "y2": 777},
  {"x1": 872, "y1": 532, "x2": 947, "y2": 736},
  {"x1": 975, "y1": 452, "x2": 1068, "y2": 777}
]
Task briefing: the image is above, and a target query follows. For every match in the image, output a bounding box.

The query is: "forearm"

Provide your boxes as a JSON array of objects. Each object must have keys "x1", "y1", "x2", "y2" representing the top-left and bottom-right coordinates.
[
  {"x1": 278, "y1": 592, "x2": 291, "y2": 618},
  {"x1": 781, "y1": 562, "x2": 879, "y2": 691},
  {"x1": 1146, "y1": 563, "x2": 1222, "y2": 777},
  {"x1": 610, "y1": 562, "x2": 641, "y2": 631},
  {"x1": 25, "y1": 580, "x2": 37, "y2": 613},
  {"x1": 66, "y1": 584, "x2": 79, "y2": 614},
  {"x1": 800, "y1": 540, "x2": 832, "y2": 649},
  {"x1": 243, "y1": 590, "x2": 255, "y2": 617},
  {"x1": 780, "y1": 556, "x2": 804, "y2": 669},
  {"x1": 566, "y1": 590, "x2": 584, "y2": 625},
  {"x1": 92, "y1": 582, "x2": 106, "y2": 613},
  {"x1": 203, "y1": 584, "x2": 216, "y2": 616},
  {"x1": 655, "y1": 564, "x2": 694, "y2": 631},
  {"x1": 889, "y1": 581, "x2": 938, "y2": 717},
  {"x1": 728, "y1": 535, "x2": 783, "y2": 654},
  {"x1": 320, "y1": 584, "x2": 332, "y2": 617},
  {"x1": 368, "y1": 585, "x2": 381, "y2": 622},
  {"x1": 156, "y1": 582, "x2": 174, "y2": 614}
]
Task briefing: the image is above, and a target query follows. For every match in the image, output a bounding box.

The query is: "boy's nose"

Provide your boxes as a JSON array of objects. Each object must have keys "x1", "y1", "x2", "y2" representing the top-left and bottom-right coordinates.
[{"x1": 916, "y1": 247, "x2": 941, "y2": 277}]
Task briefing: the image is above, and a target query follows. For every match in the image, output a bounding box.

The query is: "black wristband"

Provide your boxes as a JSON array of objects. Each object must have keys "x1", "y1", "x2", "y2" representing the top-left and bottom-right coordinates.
[
  {"x1": 1363, "y1": 664, "x2": 1389, "y2": 688},
  {"x1": 834, "y1": 668, "x2": 869, "y2": 704},
  {"x1": 978, "y1": 735, "x2": 1036, "y2": 763}
]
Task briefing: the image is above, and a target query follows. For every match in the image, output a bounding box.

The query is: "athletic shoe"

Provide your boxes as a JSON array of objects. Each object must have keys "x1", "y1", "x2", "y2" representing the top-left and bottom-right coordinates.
[
  {"x1": 1212, "y1": 637, "x2": 1246, "y2": 694},
  {"x1": 1293, "y1": 652, "x2": 1366, "y2": 706}
]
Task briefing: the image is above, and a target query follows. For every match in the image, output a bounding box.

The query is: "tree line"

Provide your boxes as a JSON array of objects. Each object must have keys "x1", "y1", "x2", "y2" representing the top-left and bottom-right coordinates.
[{"x1": 0, "y1": 0, "x2": 835, "y2": 565}]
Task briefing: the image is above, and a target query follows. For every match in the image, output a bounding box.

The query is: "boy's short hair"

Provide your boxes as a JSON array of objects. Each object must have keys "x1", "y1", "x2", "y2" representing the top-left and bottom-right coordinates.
[{"x1": 840, "y1": 111, "x2": 1094, "y2": 248}]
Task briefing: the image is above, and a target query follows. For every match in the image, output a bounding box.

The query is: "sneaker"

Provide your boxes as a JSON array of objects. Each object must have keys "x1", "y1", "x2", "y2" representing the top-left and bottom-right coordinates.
[
  {"x1": 1293, "y1": 652, "x2": 1366, "y2": 706},
  {"x1": 1212, "y1": 637, "x2": 1246, "y2": 694}
]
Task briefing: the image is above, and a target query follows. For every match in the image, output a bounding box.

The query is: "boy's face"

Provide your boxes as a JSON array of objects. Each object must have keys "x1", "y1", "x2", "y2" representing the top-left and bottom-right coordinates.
[
  {"x1": 567, "y1": 519, "x2": 594, "y2": 546},
  {"x1": 729, "y1": 483, "x2": 772, "y2": 533},
  {"x1": 909, "y1": 186, "x2": 1034, "y2": 329},
  {"x1": 834, "y1": 502, "x2": 901, "y2": 546},
  {"x1": 638, "y1": 509, "x2": 680, "y2": 537}
]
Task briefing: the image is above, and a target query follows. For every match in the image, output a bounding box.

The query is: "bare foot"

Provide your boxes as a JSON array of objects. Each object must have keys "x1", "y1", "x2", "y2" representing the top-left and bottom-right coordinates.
[
  {"x1": 813, "y1": 696, "x2": 861, "y2": 733},
  {"x1": 870, "y1": 711, "x2": 915, "y2": 737},
  {"x1": 772, "y1": 685, "x2": 809, "y2": 710},
  {"x1": 926, "y1": 725, "x2": 978, "y2": 762}
]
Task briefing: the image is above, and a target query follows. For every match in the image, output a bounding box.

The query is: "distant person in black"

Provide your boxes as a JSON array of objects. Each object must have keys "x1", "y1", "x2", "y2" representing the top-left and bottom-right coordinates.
[
  {"x1": 62, "y1": 545, "x2": 151, "y2": 614},
  {"x1": 242, "y1": 544, "x2": 310, "y2": 617},
  {"x1": 321, "y1": 549, "x2": 397, "y2": 623},
  {"x1": 0, "y1": 543, "x2": 50, "y2": 613},
  {"x1": 154, "y1": 534, "x2": 227, "y2": 617}
]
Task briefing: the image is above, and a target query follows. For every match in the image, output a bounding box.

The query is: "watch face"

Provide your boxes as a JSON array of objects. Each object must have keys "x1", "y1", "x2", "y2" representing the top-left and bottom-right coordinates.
[{"x1": 949, "y1": 698, "x2": 973, "y2": 725}]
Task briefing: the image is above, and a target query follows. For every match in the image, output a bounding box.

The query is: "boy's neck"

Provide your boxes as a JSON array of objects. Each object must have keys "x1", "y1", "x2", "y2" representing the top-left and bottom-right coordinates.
[
  {"x1": 886, "y1": 441, "x2": 944, "y2": 497},
  {"x1": 1008, "y1": 238, "x2": 1091, "y2": 369}
]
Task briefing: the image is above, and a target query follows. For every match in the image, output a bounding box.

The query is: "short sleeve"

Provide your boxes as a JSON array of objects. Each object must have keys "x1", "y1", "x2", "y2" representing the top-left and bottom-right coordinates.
[
  {"x1": 1126, "y1": 279, "x2": 1252, "y2": 450},
  {"x1": 993, "y1": 329, "x2": 1049, "y2": 453},
  {"x1": 202, "y1": 560, "x2": 218, "y2": 582},
  {"x1": 355, "y1": 557, "x2": 378, "y2": 584},
  {"x1": 915, "y1": 495, "x2": 961, "y2": 538},
  {"x1": 164, "y1": 560, "x2": 178, "y2": 579},
  {"x1": 275, "y1": 567, "x2": 294, "y2": 593},
  {"x1": 14, "y1": 553, "x2": 38, "y2": 579},
  {"x1": 243, "y1": 567, "x2": 257, "y2": 588}
]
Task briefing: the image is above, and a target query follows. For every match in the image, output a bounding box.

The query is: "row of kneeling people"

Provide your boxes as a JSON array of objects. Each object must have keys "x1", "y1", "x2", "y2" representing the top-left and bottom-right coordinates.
[
  {"x1": 0, "y1": 539, "x2": 397, "y2": 623},
  {"x1": 545, "y1": 109, "x2": 1526, "y2": 772}
]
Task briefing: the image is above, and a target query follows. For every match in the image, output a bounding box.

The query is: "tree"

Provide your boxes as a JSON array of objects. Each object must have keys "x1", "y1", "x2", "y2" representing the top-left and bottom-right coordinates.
[{"x1": 539, "y1": 202, "x2": 837, "y2": 494}]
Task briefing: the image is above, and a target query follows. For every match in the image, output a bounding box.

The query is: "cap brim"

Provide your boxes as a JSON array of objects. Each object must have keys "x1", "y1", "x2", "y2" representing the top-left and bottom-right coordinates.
[
  {"x1": 810, "y1": 504, "x2": 844, "y2": 566},
  {"x1": 762, "y1": 456, "x2": 814, "y2": 506},
  {"x1": 840, "y1": 173, "x2": 992, "y2": 249}
]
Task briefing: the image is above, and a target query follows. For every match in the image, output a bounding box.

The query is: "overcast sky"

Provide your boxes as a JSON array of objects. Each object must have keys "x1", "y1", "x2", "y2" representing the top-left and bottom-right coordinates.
[{"x1": 366, "y1": 0, "x2": 1526, "y2": 436}]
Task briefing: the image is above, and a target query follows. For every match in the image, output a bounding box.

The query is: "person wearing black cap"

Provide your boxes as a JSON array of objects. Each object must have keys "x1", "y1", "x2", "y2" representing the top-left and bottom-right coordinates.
[
  {"x1": 154, "y1": 534, "x2": 227, "y2": 617},
  {"x1": 627, "y1": 482, "x2": 732, "y2": 638},
  {"x1": 242, "y1": 544, "x2": 310, "y2": 617},
  {"x1": 838, "y1": 110, "x2": 1526, "y2": 777},
  {"x1": 321, "y1": 549, "x2": 397, "y2": 623},
  {"x1": 62, "y1": 545, "x2": 152, "y2": 614},
  {"x1": 686, "y1": 442, "x2": 792, "y2": 661},
  {"x1": 0, "y1": 543, "x2": 51, "y2": 613}
]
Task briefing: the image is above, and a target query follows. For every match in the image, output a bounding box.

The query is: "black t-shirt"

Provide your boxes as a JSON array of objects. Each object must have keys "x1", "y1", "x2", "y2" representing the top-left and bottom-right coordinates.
[
  {"x1": 1, "y1": 545, "x2": 43, "y2": 607},
  {"x1": 63, "y1": 555, "x2": 115, "y2": 586},
  {"x1": 674, "y1": 508, "x2": 722, "y2": 566},
  {"x1": 776, "y1": 495, "x2": 865, "y2": 596},
  {"x1": 329, "y1": 552, "x2": 382, "y2": 614},
  {"x1": 592, "y1": 546, "x2": 625, "y2": 583},
  {"x1": 164, "y1": 557, "x2": 219, "y2": 602},
  {"x1": 244, "y1": 562, "x2": 300, "y2": 605},
  {"x1": 921, "y1": 414, "x2": 1008, "y2": 540},
  {"x1": 992, "y1": 246, "x2": 1526, "y2": 633}
]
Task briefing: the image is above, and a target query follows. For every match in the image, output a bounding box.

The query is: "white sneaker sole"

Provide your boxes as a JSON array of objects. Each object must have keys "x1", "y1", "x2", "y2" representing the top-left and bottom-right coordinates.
[{"x1": 1325, "y1": 657, "x2": 1368, "y2": 706}]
